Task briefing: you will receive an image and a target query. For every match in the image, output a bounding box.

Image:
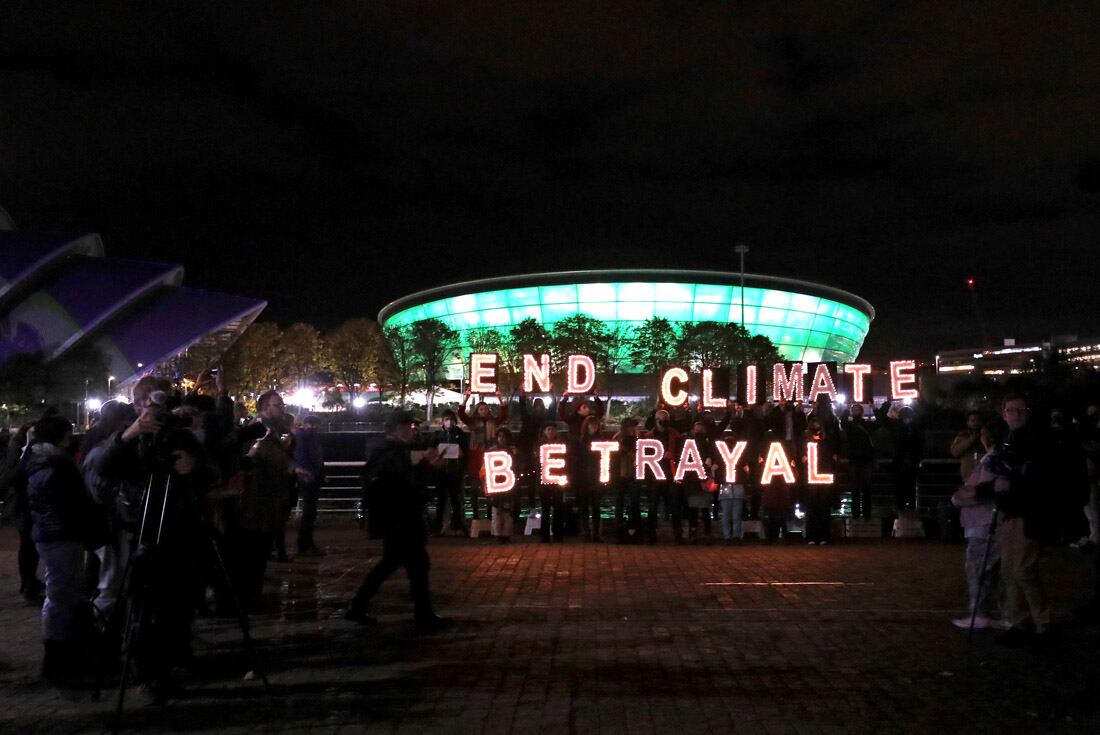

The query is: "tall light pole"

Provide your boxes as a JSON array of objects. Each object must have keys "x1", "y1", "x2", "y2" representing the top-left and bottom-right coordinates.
[
  {"x1": 107, "y1": 375, "x2": 114, "y2": 396},
  {"x1": 734, "y1": 243, "x2": 750, "y2": 330}
]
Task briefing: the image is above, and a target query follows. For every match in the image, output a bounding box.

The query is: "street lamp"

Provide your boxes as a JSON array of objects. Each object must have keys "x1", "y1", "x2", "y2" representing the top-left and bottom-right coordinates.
[
  {"x1": 734, "y1": 243, "x2": 750, "y2": 329},
  {"x1": 107, "y1": 375, "x2": 114, "y2": 393}
]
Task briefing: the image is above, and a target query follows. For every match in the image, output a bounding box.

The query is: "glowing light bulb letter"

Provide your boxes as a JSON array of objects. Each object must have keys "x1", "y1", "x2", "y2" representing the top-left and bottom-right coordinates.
[
  {"x1": 589, "y1": 441, "x2": 620, "y2": 484},
  {"x1": 701, "y1": 368, "x2": 725, "y2": 408},
  {"x1": 760, "y1": 441, "x2": 796, "y2": 484},
  {"x1": 772, "y1": 362, "x2": 804, "y2": 402},
  {"x1": 805, "y1": 442, "x2": 834, "y2": 485},
  {"x1": 843, "y1": 363, "x2": 872, "y2": 403},
  {"x1": 673, "y1": 439, "x2": 708, "y2": 481},
  {"x1": 714, "y1": 440, "x2": 748, "y2": 483},
  {"x1": 807, "y1": 363, "x2": 837, "y2": 403},
  {"x1": 566, "y1": 354, "x2": 596, "y2": 394},
  {"x1": 635, "y1": 438, "x2": 666, "y2": 481},
  {"x1": 483, "y1": 450, "x2": 515, "y2": 493},
  {"x1": 660, "y1": 366, "x2": 690, "y2": 407},
  {"x1": 522, "y1": 353, "x2": 552, "y2": 393},
  {"x1": 539, "y1": 443, "x2": 569, "y2": 486},
  {"x1": 744, "y1": 364, "x2": 758, "y2": 404},
  {"x1": 889, "y1": 360, "x2": 919, "y2": 400},
  {"x1": 469, "y1": 353, "x2": 498, "y2": 394}
]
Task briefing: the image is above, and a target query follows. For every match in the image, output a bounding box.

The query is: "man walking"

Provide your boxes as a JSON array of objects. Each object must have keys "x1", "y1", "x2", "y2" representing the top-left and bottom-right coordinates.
[{"x1": 347, "y1": 411, "x2": 452, "y2": 632}]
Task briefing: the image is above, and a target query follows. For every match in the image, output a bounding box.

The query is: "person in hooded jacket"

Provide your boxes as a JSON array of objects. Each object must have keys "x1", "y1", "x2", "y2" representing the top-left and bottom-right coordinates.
[{"x1": 25, "y1": 414, "x2": 93, "y2": 683}]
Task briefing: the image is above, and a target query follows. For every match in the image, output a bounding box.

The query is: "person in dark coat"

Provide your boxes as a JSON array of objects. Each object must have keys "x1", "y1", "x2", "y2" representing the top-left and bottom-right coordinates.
[
  {"x1": 1, "y1": 423, "x2": 42, "y2": 603},
  {"x1": 536, "y1": 423, "x2": 568, "y2": 543},
  {"x1": 802, "y1": 418, "x2": 839, "y2": 544},
  {"x1": 24, "y1": 415, "x2": 91, "y2": 682},
  {"x1": 347, "y1": 411, "x2": 452, "y2": 632},
  {"x1": 517, "y1": 390, "x2": 553, "y2": 519},
  {"x1": 427, "y1": 409, "x2": 468, "y2": 535},
  {"x1": 293, "y1": 415, "x2": 326, "y2": 555},
  {"x1": 842, "y1": 403, "x2": 876, "y2": 520},
  {"x1": 574, "y1": 416, "x2": 606, "y2": 542}
]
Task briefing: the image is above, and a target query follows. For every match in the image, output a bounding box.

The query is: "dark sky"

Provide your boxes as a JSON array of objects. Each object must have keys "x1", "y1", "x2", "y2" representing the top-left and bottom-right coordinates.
[{"x1": 2, "y1": 2, "x2": 1099, "y2": 362}]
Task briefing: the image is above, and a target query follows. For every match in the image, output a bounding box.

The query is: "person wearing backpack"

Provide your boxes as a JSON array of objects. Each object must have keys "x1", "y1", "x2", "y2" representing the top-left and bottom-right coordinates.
[{"x1": 347, "y1": 411, "x2": 452, "y2": 633}]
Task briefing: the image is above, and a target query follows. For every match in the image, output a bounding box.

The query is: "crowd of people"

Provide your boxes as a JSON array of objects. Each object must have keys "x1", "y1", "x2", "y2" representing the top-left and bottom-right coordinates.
[
  {"x1": 404, "y1": 388, "x2": 925, "y2": 547},
  {"x1": 0, "y1": 370, "x2": 326, "y2": 694},
  {"x1": 3, "y1": 375, "x2": 1099, "y2": 694}
]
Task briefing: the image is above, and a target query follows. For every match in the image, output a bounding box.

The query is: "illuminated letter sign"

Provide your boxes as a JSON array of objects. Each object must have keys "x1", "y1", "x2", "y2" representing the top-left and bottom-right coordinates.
[
  {"x1": 566, "y1": 354, "x2": 596, "y2": 394},
  {"x1": 483, "y1": 450, "x2": 515, "y2": 493},
  {"x1": 523, "y1": 353, "x2": 552, "y2": 393},
  {"x1": 469, "y1": 353, "x2": 498, "y2": 394},
  {"x1": 673, "y1": 439, "x2": 708, "y2": 481},
  {"x1": 635, "y1": 438, "x2": 667, "y2": 481},
  {"x1": 738, "y1": 364, "x2": 760, "y2": 405},
  {"x1": 843, "y1": 363, "x2": 872, "y2": 403},
  {"x1": 659, "y1": 366, "x2": 690, "y2": 407},
  {"x1": 701, "y1": 368, "x2": 729, "y2": 409},
  {"x1": 805, "y1": 442, "x2": 834, "y2": 485},
  {"x1": 806, "y1": 363, "x2": 838, "y2": 403},
  {"x1": 889, "y1": 360, "x2": 919, "y2": 400},
  {"x1": 760, "y1": 441, "x2": 796, "y2": 484},
  {"x1": 539, "y1": 443, "x2": 569, "y2": 486},
  {"x1": 589, "y1": 441, "x2": 620, "y2": 484},
  {"x1": 714, "y1": 440, "x2": 748, "y2": 483},
  {"x1": 773, "y1": 362, "x2": 804, "y2": 402}
]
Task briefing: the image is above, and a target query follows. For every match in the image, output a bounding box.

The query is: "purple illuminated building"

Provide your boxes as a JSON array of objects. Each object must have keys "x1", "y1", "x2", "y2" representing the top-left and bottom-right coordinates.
[{"x1": 0, "y1": 227, "x2": 266, "y2": 387}]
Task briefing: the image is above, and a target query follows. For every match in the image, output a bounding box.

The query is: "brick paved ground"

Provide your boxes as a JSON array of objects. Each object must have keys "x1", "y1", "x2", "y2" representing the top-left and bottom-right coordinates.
[{"x1": 1, "y1": 527, "x2": 1097, "y2": 734}]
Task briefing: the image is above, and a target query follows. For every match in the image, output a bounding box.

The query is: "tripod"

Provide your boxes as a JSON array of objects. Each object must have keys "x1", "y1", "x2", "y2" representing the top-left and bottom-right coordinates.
[
  {"x1": 968, "y1": 506, "x2": 1000, "y2": 642},
  {"x1": 111, "y1": 470, "x2": 271, "y2": 733}
]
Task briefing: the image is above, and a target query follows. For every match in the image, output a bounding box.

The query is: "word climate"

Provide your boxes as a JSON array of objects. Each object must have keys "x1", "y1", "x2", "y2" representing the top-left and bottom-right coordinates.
[{"x1": 468, "y1": 353, "x2": 921, "y2": 492}]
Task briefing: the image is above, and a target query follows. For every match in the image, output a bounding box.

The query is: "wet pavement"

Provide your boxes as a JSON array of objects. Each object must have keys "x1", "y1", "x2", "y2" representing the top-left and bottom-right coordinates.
[{"x1": 1, "y1": 526, "x2": 1098, "y2": 734}]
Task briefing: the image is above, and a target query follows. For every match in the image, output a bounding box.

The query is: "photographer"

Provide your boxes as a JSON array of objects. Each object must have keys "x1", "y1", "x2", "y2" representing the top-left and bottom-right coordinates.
[
  {"x1": 133, "y1": 429, "x2": 216, "y2": 698},
  {"x1": 98, "y1": 376, "x2": 218, "y2": 692},
  {"x1": 231, "y1": 390, "x2": 293, "y2": 610}
]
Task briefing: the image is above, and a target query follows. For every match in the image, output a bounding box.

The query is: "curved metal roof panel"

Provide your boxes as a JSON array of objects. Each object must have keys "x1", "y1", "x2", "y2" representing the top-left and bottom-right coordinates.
[
  {"x1": 95, "y1": 287, "x2": 266, "y2": 382},
  {"x1": 0, "y1": 231, "x2": 104, "y2": 298},
  {"x1": 47, "y1": 258, "x2": 185, "y2": 357}
]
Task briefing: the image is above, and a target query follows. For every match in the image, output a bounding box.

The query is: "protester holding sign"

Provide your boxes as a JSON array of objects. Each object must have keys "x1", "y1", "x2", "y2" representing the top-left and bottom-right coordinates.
[
  {"x1": 428, "y1": 410, "x2": 468, "y2": 535},
  {"x1": 459, "y1": 390, "x2": 508, "y2": 522}
]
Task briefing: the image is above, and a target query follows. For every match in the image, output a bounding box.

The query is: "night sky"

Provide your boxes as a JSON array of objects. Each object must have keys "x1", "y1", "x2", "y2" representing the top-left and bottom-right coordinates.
[{"x1": 2, "y1": 2, "x2": 1099, "y2": 362}]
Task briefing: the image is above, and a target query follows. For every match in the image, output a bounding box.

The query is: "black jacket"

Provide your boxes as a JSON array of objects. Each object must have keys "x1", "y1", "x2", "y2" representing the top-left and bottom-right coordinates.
[
  {"x1": 362, "y1": 437, "x2": 427, "y2": 538},
  {"x1": 26, "y1": 443, "x2": 88, "y2": 544}
]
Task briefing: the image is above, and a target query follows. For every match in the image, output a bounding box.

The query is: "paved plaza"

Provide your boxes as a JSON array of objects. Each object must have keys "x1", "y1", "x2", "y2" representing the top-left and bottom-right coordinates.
[{"x1": 1, "y1": 527, "x2": 1097, "y2": 734}]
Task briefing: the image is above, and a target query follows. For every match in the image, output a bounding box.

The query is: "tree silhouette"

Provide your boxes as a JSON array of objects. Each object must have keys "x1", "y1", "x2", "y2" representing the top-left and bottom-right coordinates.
[
  {"x1": 411, "y1": 319, "x2": 461, "y2": 421},
  {"x1": 628, "y1": 317, "x2": 679, "y2": 374}
]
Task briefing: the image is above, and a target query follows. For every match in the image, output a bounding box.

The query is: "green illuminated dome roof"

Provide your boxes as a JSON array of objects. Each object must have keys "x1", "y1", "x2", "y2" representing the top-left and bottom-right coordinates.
[{"x1": 379, "y1": 270, "x2": 874, "y2": 365}]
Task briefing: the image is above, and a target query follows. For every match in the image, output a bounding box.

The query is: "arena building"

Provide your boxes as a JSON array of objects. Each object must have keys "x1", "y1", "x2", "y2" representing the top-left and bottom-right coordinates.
[{"x1": 379, "y1": 270, "x2": 874, "y2": 369}]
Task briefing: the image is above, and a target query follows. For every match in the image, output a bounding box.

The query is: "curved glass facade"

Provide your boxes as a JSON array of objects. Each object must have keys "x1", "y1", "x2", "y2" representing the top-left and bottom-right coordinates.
[{"x1": 382, "y1": 278, "x2": 872, "y2": 366}]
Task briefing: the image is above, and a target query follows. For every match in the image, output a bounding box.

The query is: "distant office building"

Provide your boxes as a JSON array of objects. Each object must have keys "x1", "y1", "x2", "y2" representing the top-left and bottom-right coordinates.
[{"x1": 936, "y1": 336, "x2": 1100, "y2": 378}]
